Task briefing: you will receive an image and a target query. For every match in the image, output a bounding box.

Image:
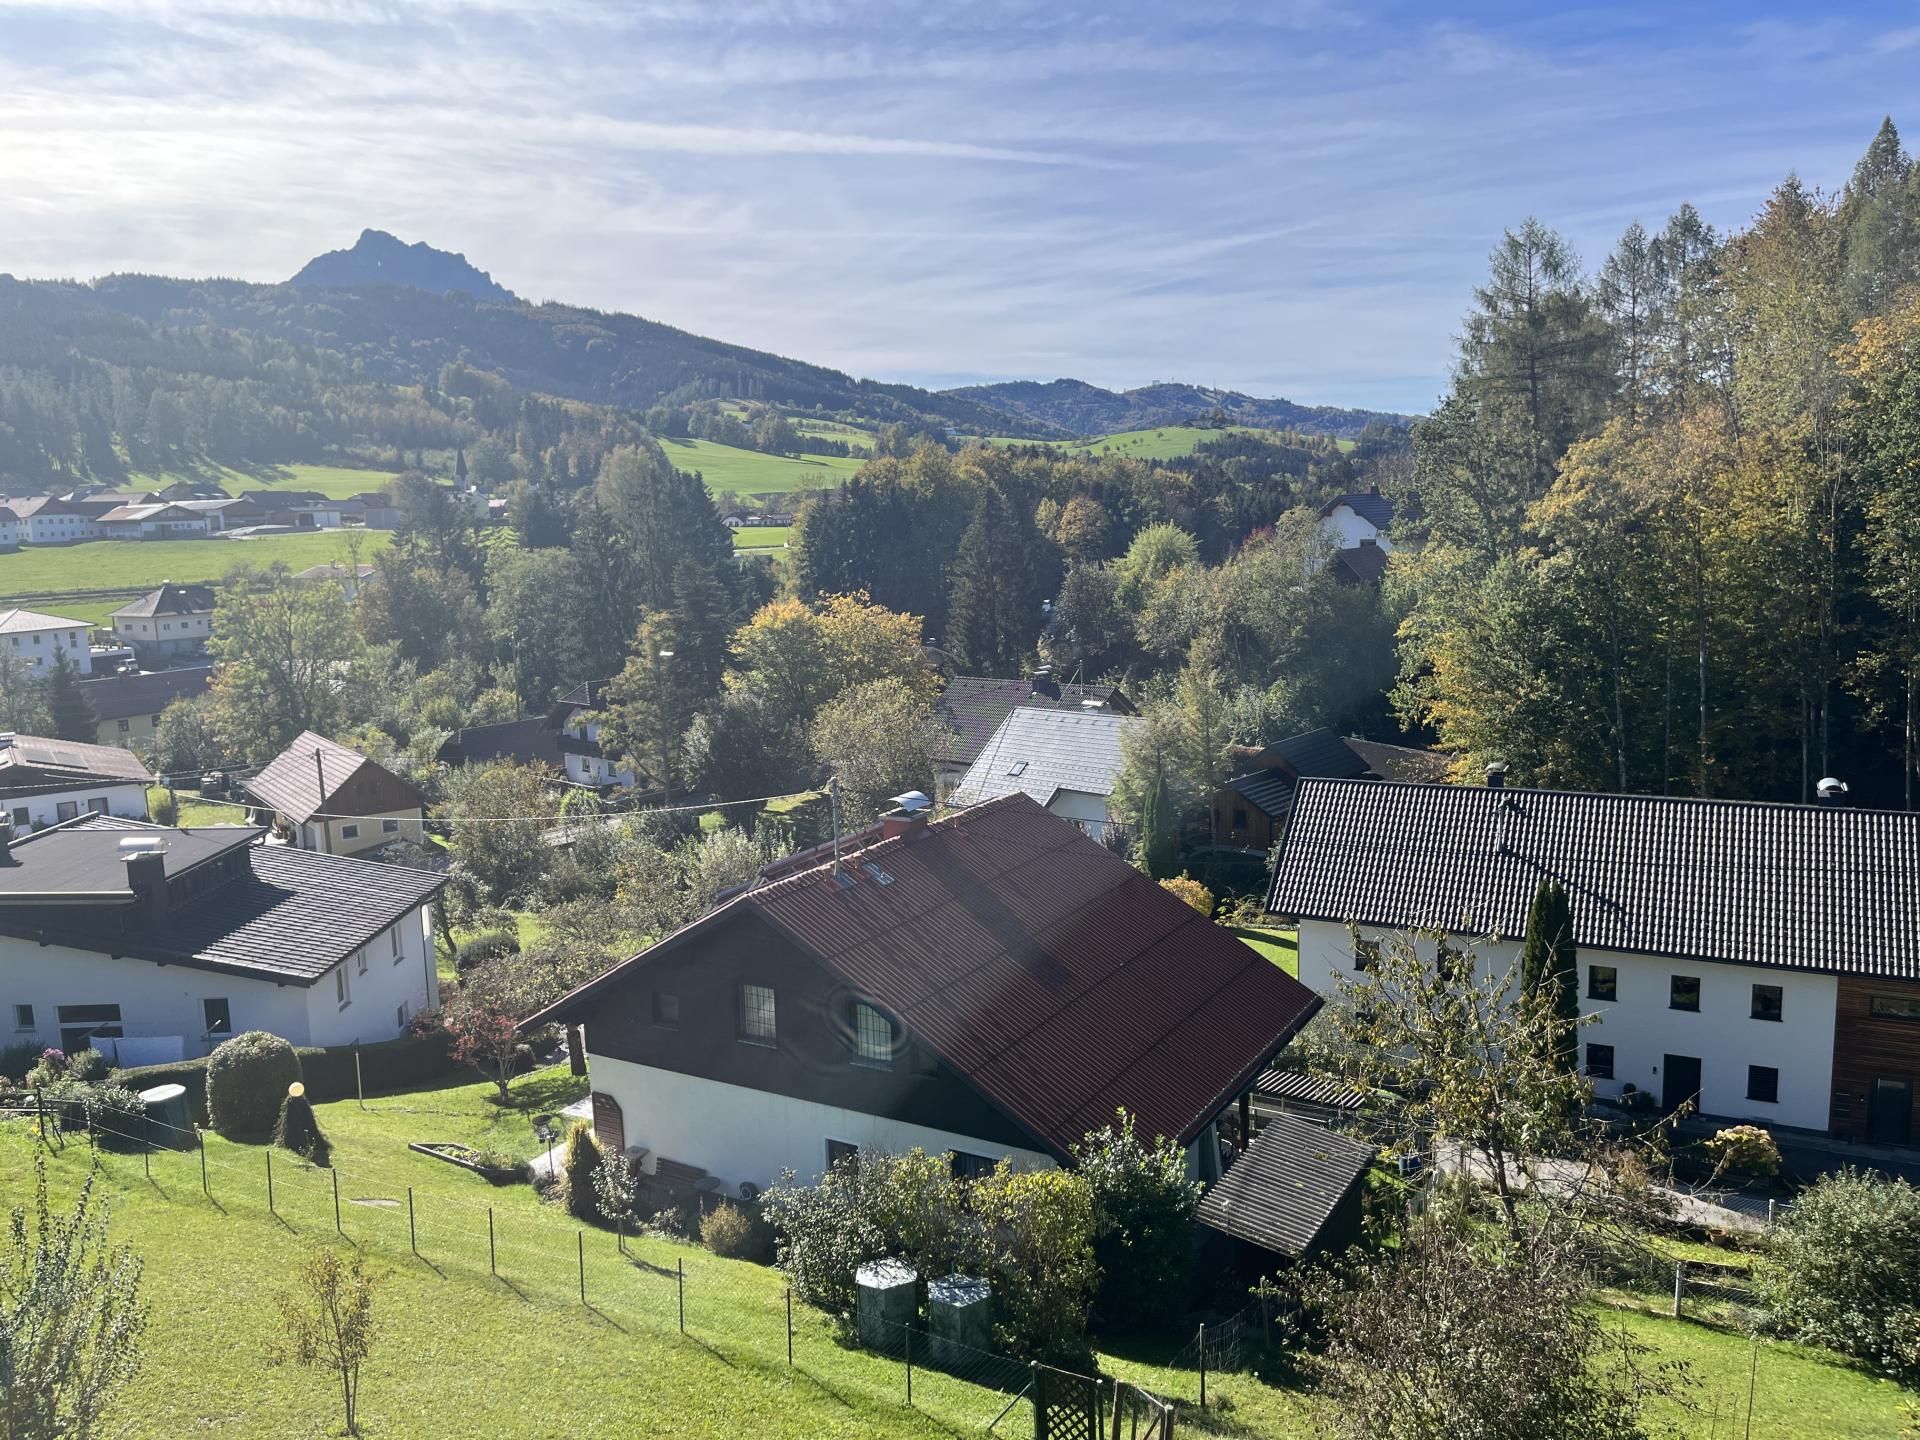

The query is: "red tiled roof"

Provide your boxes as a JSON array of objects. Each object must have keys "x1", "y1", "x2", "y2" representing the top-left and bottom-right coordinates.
[{"x1": 540, "y1": 793, "x2": 1320, "y2": 1157}]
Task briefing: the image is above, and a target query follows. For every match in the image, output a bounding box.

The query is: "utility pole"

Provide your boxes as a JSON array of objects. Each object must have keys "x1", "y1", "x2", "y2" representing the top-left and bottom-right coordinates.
[{"x1": 313, "y1": 748, "x2": 331, "y2": 855}]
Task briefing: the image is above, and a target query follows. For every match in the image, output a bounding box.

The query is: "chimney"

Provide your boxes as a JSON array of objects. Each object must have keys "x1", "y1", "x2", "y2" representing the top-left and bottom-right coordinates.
[
  {"x1": 119, "y1": 836, "x2": 170, "y2": 924},
  {"x1": 1816, "y1": 777, "x2": 1849, "y2": 807},
  {"x1": 1029, "y1": 665, "x2": 1060, "y2": 701},
  {"x1": 879, "y1": 791, "x2": 933, "y2": 841},
  {"x1": 1485, "y1": 761, "x2": 1508, "y2": 789}
]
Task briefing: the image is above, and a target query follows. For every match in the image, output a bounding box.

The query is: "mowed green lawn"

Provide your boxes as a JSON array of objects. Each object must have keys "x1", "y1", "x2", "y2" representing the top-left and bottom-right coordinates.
[
  {"x1": 125, "y1": 462, "x2": 404, "y2": 501},
  {"x1": 0, "y1": 1064, "x2": 1897, "y2": 1439},
  {"x1": 659, "y1": 436, "x2": 868, "y2": 497},
  {"x1": 731, "y1": 526, "x2": 790, "y2": 550},
  {"x1": 0, "y1": 532, "x2": 392, "y2": 624},
  {"x1": 1229, "y1": 925, "x2": 1298, "y2": 975}
]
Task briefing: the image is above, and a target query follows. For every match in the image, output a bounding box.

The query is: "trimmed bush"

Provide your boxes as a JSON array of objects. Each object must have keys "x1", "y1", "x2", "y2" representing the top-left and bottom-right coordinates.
[
  {"x1": 562, "y1": 1120, "x2": 604, "y2": 1222},
  {"x1": 117, "y1": 1032, "x2": 458, "y2": 1125},
  {"x1": 66, "y1": 1048, "x2": 110, "y2": 1083},
  {"x1": 1158, "y1": 875, "x2": 1215, "y2": 916},
  {"x1": 456, "y1": 929, "x2": 521, "y2": 973},
  {"x1": 701, "y1": 1202, "x2": 756, "y2": 1258},
  {"x1": 206, "y1": 1031, "x2": 304, "y2": 1140},
  {"x1": 1753, "y1": 1167, "x2": 1920, "y2": 1375},
  {"x1": 78, "y1": 1083, "x2": 149, "y2": 1147},
  {"x1": 1705, "y1": 1124, "x2": 1781, "y2": 1180}
]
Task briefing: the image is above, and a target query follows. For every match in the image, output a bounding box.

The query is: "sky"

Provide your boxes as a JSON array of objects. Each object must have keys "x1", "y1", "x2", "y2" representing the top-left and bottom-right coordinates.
[{"x1": 0, "y1": 3, "x2": 1917, "y2": 414}]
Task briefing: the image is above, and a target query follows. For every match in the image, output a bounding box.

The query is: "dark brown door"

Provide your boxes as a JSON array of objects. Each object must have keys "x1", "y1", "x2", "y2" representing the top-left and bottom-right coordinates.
[
  {"x1": 1662, "y1": 1055, "x2": 1701, "y2": 1116},
  {"x1": 1869, "y1": 1078, "x2": 1912, "y2": 1146}
]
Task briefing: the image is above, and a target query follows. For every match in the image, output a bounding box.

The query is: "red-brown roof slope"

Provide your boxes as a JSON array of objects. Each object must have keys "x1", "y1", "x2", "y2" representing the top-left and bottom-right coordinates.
[
  {"x1": 542, "y1": 793, "x2": 1320, "y2": 1157},
  {"x1": 244, "y1": 730, "x2": 425, "y2": 824}
]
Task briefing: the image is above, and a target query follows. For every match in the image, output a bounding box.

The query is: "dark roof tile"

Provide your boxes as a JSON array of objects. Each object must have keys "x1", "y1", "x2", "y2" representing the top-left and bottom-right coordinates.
[{"x1": 1197, "y1": 1110, "x2": 1375, "y2": 1258}]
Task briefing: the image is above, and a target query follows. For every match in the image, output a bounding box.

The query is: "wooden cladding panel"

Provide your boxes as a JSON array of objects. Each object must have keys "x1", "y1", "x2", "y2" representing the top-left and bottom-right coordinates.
[{"x1": 1829, "y1": 977, "x2": 1920, "y2": 1141}]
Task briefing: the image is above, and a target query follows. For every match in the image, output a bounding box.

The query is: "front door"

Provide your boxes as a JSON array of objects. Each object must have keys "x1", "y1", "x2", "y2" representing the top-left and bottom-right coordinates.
[
  {"x1": 1869, "y1": 1078, "x2": 1912, "y2": 1146},
  {"x1": 1662, "y1": 1054, "x2": 1702, "y2": 1116}
]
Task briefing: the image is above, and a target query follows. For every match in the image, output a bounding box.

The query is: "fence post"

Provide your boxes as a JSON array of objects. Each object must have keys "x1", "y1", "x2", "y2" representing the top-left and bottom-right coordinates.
[
  {"x1": 408, "y1": 1186, "x2": 416, "y2": 1255},
  {"x1": 199, "y1": 1134, "x2": 208, "y2": 1195},
  {"x1": 1198, "y1": 1323, "x2": 1207, "y2": 1408},
  {"x1": 677, "y1": 1258, "x2": 685, "y2": 1334},
  {"x1": 578, "y1": 1230, "x2": 586, "y2": 1305},
  {"x1": 266, "y1": 1147, "x2": 274, "y2": 1214},
  {"x1": 488, "y1": 1208, "x2": 496, "y2": 1276},
  {"x1": 904, "y1": 1322, "x2": 913, "y2": 1407},
  {"x1": 355, "y1": 1051, "x2": 364, "y2": 1109},
  {"x1": 332, "y1": 1169, "x2": 342, "y2": 1234},
  {"x1": 786, "y1": 1287, "x2": 793, "y2": 1366},
  {"x1": 1110, "y1": 1379, "x2": 1126, "y2": 1440},
  {"x1": 1672, "y1": 1261, "x2": 1685, "y2": 1319},
  {"x1": 142, "y1": 1127, "x2": 150, "y2": 1182},
  {"x1": 1767, "y1": 1197, "x2": 1776, "y2": 1227}
]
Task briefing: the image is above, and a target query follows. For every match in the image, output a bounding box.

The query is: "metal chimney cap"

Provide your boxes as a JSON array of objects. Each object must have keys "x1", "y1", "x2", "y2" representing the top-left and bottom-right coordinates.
[
  {"x1": 1817, "y1": 777, "x2": 1849, "y2": 799},
  {"x1": 888, "y1": 791, "x2": 932, "y2": 815},
  {"x1": 118, "y1": 835, "x2": 168, "y2": 858},
  {"x1": 1485, "y1": 761, "x2": 1508, "y2": 788}
]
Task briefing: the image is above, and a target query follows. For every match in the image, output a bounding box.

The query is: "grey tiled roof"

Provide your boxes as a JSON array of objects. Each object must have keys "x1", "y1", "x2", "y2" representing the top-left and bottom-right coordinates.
[
  {"x1": 1267, "y1": 778, "x2": 1920, "y2": 979},
  {"x1": 0, "y1": 816, "x2": 445, "y2": 984},
  {"x1": 1320, "y1": 488, "x2": 1394, "y2": 529},
  {"x1": 933, "y1": 676, "x2": 1131, "y2": 768},
  {"x1": 111, "y1": 584, "x2": 217, "y2": 619},
  {"x1": 949, "y1": 707, "x2": 1140, "y2": 810},
  {"x1": 1267, "y1": 728, "x2": 1371, "y2": 779},
  {"x1": 76, "y1": 666, "x2": 214, "y2": 722},
  {"x1": 1228, "y1": 770, "x2": 1296, "y2": 818},
  {"x1": 1198, "y1": 1110, "x2": 1374, "y2": 1259}
]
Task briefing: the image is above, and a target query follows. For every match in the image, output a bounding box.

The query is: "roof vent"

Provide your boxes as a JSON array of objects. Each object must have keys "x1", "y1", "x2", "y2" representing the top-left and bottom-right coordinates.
[
  {"x1": 861, "y1": 861, "x2": 895, "y2": 886},
  {"x1": 1485, "y1": 762, "x2": 1508, "y2": 789},
  {"x1": 118, "y1": 835, "x2": 167, "y2": 857},
  {"x1": 1816, "y1": 776, "x2": 1849, "y2": 804}
]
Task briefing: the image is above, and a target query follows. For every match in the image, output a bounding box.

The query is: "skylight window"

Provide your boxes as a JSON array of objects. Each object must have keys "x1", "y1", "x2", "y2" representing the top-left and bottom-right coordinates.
[{"x1": 1007, "y1": 760, "x2": 1027, "y2": 776}]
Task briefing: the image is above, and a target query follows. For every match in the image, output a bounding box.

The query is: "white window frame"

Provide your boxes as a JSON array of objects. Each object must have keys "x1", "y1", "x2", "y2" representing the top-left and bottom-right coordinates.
[
  {"x1": 739, "y1": 984, "x2": 777, "y2": 1047},
  {"x1": 336, "y1": 966, "x2": 352, "y2": 1009}
]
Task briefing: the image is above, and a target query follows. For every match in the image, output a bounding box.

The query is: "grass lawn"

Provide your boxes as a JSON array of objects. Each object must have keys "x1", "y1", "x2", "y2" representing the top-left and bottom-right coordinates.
[
  {"x1": 1228, "y1": 925, "x2": 1298, "y2": 976},
  {"x1": 732, "y1": 525, "x2": 790, "y2": 550},
  {"x1": 0, "y1": 532, "x2": 392, "y2": 624},
  {"x1": 126, "y1": 461, "x2": 403, "y2": 502},
  {"x1": 659, "y1": 436, "x2": 867, "y2": 497},
  {"x1": 0, "y1": 1065, "x2": 1900, "y2": 1439},
  {"x1": 147, "y1": 786, "x2": 250, "y2": 827}
]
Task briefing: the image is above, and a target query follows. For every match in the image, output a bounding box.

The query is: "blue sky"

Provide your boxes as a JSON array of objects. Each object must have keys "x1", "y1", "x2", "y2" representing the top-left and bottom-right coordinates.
[{"x1": 0, "y1": 2, "x2": 1916, "y2": 413}]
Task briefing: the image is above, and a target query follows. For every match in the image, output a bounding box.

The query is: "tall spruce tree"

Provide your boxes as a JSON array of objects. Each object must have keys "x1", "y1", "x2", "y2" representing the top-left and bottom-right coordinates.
[
  {"x1": 1139, "y1": 759, "x2": 1176, "y2": 879},
  {"x1": 46, "y1": 649, "x2": 96, "y2": 743},
  {"x1": 1519, "y1": 878, "x2": 1579, "y2": 1071}
]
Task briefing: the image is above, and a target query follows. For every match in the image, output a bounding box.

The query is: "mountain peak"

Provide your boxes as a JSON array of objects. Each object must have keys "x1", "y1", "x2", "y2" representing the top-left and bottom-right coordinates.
[{"x1": 289, "y1": 230, "x2": 516, "y2": 303}]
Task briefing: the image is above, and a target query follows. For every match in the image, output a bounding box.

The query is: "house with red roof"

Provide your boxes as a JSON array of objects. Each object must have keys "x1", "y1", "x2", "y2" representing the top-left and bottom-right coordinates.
[{"x1": 530, "y1": 793, "x2": 1320, "y2": 1203}]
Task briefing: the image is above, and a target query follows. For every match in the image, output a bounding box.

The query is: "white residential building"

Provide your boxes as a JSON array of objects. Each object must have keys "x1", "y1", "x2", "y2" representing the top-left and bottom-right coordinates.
[
  {"x1": 0, "y1": 816, "x2": 444, "y2": 1062},
  {"x1": 0, "y1": 608, "x2": 95, "y2": 675},
  {"x1": 1270, "y1": 774, "x2": 1920, "y2": 1144},
  {"x1": 6, "y1": 496, "x2": 104, "y2": 545},
  {"x1": 110, "y1": 584, "x2": 217, "y2": 663},
  {"x1": 948, "y1": 706, "x2": 1140, "y2": 835},
  {"x1": 0, "y1": 733, "x2": 153, "y2": 832},
  {"x1": 0, "y1": 507, "x2": 18, "y2": 551},
  {"x1": 552, "y1": 682, "x2": 638, "y2": 790}
]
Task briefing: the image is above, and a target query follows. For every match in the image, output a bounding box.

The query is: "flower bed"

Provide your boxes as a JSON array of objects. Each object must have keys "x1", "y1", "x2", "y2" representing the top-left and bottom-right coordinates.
[{"x1": 408, "y1": 1141, "x2": 530, "y2": 1185}]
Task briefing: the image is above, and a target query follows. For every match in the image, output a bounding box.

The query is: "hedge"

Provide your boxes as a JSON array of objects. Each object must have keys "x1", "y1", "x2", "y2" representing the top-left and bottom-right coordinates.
[{"x1": 114, "y1": 1031, "x2": 456, "y2": 1125}]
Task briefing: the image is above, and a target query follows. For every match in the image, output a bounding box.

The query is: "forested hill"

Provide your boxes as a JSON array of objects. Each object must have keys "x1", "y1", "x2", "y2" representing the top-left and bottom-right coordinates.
[
  {"x1": 290, "y1": 229, "x2": 517, "y2": 303},
  {"x1": 941, "y1": 377, "x2": 1408, "y2": 438}
]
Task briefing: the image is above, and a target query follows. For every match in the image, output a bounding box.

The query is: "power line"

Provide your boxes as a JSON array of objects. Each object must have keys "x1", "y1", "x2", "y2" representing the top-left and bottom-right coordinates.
[{"x1": 173, "y1": 786, "x2": 824, "y2": 826}]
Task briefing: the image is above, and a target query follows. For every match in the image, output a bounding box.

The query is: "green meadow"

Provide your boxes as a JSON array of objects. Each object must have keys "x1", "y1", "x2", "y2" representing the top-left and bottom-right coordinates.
[
  {"x1": 986, "y1": 425, "x2": 1356, "y2": 459},
  {"x1": 658, "y1": 436, "x2": 869, "y2": 497},
  {"x1": 124, "y1": 462, "x2": 404, "y2": 502}
]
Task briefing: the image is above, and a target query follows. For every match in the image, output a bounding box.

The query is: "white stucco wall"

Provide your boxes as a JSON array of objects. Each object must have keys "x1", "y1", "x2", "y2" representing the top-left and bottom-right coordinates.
[
  {"x1": 294, "y1": 808, "x2": 425, "y2": 856},
  {"x1": 0, "y1": 905, "x2": 435, "y2": 1061},
  {"x1": 1318, "y1": 505, "x2": 1392, "y2": 552},
  {"x1": 4, "y1": 621, "x2": 94, "y2": 673},
  {"x1": 584, "y1": 1052, "x2": 1057, "y2": 1199},
  {"x1": 1295, "y1": 918, "x2": 1839, "y2": 1133},
  {"x1": 5, "y1": 781, "x2": 147, "y2": 832}
]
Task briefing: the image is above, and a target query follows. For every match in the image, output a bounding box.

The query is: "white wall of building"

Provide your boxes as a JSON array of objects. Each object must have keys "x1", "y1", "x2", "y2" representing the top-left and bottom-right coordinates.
[
  {"x1": 5, "y1": 781, "x2": 147, "y2": 832},
  {"x1": 1046, "y1": 787, "x2": 1112, "y2": 835},
  {"x1": 563, "y1": 717, "x2": 636, "y2": 788},
  {"x1": 0, "y1": 515, "x2": 18, "y2": 550},
  {"x1": 1295, "y1": 919, "x2": 1839, "y2": 1133},
  {"x1": 5, "y1": 620, "x2": 94, "y2": 674},
  {"x1": 294, "y1": 809, "x2": 425, "y2": 857},
  {"x1": 584, "y1": 1052, "x2": 1057, "y2": 1198},
  {"x1": 24, "y1": 512, "x2": 102, "y2": 544},
  {"x1": 1318, "y1": 505, "x2": 1392, "y2": 552},
  {"x1": 113, "y1": 611, "x2": 213, "y2": 649},
  {"x1": 1, "y1": 905, "x2": 435, "y2": 1060}
]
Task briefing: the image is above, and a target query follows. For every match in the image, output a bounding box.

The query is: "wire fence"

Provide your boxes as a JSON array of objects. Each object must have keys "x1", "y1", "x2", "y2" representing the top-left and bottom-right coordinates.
[{"x1": 3, "y1": 1103, "x2": 1215, "y2": 1435}]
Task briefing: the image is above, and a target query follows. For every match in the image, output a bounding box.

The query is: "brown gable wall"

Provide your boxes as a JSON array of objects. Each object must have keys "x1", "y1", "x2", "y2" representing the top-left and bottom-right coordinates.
[
  {"x1": 584, "y1": 910, "x2": 1044, "y2": 1155},
  {"x1": 328, "y1": 760, "x2": 426, "y2": 819}
]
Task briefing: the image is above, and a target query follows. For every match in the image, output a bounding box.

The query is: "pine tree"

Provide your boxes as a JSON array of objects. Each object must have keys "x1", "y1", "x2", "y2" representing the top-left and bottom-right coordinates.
[
  {"x1": 46, "y1": 648, "x2": 96, "y2": 743},
  {"x1": 945, "y1": 486, "x2": 1055, "y2": 674},
  {"x1": 1519, "y1": 879, "x2": 1578, "y2": 1071},
  {"x1": 1139, "y1": 760, "x2": 1176, "y2": 879}
]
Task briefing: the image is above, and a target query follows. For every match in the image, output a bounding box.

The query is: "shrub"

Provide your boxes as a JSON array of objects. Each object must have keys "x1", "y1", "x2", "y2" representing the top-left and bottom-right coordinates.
[
  {"x1": 701, "y1": 1202, "x2": 758, "y2": 1259},
  {"x1": 857, "y1": 1149, "x2": 970, "y2": 1282},
  {"x1": 455, "y1": 929, "x2": 521, "y2": 973},
  {"x1": 763, "y1": 1166, "x2": 885, "y2": 1317},
  {"x1": 592, "y1": 1153, "x2": 639, "y2": 1226},
  {"x1": 1159, "y1": 876, "x2": 1215, "y2": 916},
  {"x1": 26, "y1": 1048, "x2": 69, "y2": 1088},
  {"x1": 65, "y1": 1048, "x2": 110, "y2": 1083},
  {"x1": 1705, "y1": 1124, "x2": 1780, "y2": 1180},
  {"x1": 76, "y1": 1082, "x2": 149, "y2": 1144},
  {"x1": 561, "y1": 1120, "x2": 604, "y2": 1222},
  {"x1": 1, "y1": 1040, "x2": 42, "y2": 1083},
  {"x1": 149, "y1": 789, "x2": 178, "y2": 824},
  {"x1": 1075, "y1": 1110, "x2": 1202, "y2": 1328},
  {"x1": 1753, "y1": 1167, "x2": 1920, "y2": 1374},
  {"x1": 206, "y1": 1031, "x2": 304, "y2": 1139},
  {"x1": 970, "y1": 1166, "x2": 1098, "y2": 1365},
  {"x1": 274, "y1": 1089, "x2": 330, "y2": 1165}
]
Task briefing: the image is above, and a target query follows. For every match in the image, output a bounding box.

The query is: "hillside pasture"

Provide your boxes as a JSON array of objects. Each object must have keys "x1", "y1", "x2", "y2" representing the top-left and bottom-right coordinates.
[
  {"x1": 731, "y1": 526, "x2": 790, "y2": 550},
  {"x1": 0, "y1": 531, "x2": 392, "y2": 626},
  {"x1": 125, "y1": 461, "x2": 404, "y2": 501},
  {"x1": 984, "y1": 425, "x2": 1357, "y2": 459},
  {"x1": 659, "y1": 436, "x2": 868, "y2": 497}
]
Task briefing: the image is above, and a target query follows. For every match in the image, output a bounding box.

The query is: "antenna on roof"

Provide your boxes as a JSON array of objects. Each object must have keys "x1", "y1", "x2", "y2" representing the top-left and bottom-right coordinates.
[{"x1": 829, "y1": 775, "x2": 843, "y2": 881}]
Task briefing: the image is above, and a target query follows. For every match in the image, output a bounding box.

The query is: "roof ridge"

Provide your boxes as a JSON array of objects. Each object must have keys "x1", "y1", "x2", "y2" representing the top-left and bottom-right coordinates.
[{"x1": 1296, "y1": 774, "x2": 1920, "y2": 823}]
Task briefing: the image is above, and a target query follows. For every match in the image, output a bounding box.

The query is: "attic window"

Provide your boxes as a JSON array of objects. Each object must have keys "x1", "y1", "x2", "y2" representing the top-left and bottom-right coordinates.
[{"x1": 1006, "y1": 760, "x2": 1028, "y2": 777}]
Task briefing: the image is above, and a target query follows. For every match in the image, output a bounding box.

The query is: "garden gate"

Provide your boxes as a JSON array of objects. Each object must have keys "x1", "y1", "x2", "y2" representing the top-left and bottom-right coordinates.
[{"x1": 1030, "y1": 1367, "x2": 1174, "y2": 1440}]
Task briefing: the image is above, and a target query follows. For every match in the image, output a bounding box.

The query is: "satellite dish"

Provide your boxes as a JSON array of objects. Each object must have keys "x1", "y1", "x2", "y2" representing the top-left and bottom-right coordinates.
[{"x1": 738, "y1": 1181, "x2": 760, "y2": 1202}]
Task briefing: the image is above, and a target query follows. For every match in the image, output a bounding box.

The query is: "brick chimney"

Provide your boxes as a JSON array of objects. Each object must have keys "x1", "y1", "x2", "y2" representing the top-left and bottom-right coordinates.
[
  {"x1": 119, "y1": 837, "x2": 170, "y2": 924},
  {"x1": 879, "y1": 791, "x2": 932, "y2": 841}
]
